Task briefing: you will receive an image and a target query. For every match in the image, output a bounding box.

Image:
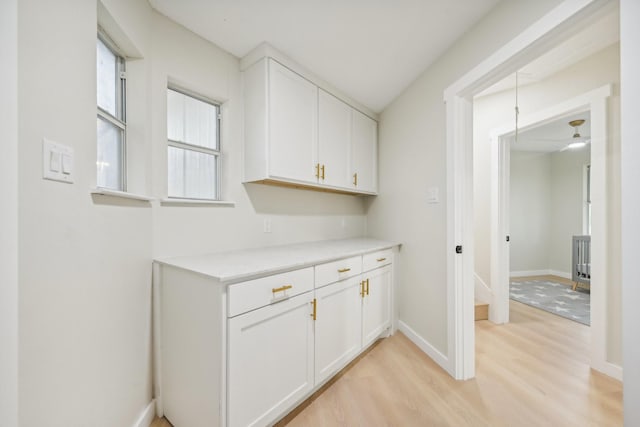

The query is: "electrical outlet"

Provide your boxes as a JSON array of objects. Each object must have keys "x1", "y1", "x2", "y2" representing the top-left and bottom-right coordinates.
[{"x1": 263, "y1": 218, "x2": 272, "y2": 233}]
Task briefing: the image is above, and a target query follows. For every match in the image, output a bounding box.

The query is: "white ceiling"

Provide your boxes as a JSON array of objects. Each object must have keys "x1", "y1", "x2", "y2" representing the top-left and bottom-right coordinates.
[
  {"x1": 511, "y1": 111, "x2": 591, "y2": 153},
  {"x1": 148, "y1": 0, "x2": 500, "y2": 113}
]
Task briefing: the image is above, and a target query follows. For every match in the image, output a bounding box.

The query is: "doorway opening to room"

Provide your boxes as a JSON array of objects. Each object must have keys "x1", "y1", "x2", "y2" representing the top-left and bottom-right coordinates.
[
  {"x1": 444, "y1": 0, "x2": 621, "y2": 382},
  {"x1": 499, "y1": 111, "x2": 593, "y2": 327}
]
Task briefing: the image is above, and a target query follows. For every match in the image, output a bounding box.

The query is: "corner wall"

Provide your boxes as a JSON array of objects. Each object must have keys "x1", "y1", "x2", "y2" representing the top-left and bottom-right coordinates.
[{"x1": 0, "y1": 0, "x2": 19, "y2": 425}]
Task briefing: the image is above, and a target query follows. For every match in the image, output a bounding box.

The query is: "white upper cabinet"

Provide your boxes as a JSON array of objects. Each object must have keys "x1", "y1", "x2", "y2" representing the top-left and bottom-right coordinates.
[
  {"x1": 351, "y1": 109, "x2": 378, "y2": 194},
  {"x1": 318, "y1": 89, "x2": 351, "y2": 189},
  {"x1": 268, "y1": 61, "x2": 318, "y2": 183},
  {"x1": 242, "y1": 51, "x2": 378, "y2": 195}
]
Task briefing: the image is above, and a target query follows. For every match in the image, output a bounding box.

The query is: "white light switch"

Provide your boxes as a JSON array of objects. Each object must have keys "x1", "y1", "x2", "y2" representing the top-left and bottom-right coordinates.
[
  {"x1": 43, "y1": 139, "x2": 74, "y2": 184},
  {"x1": 62, "y1": 154, "x2": 73, "y2": 175},
  {"x1": 49, "y1": 151, "x2": 61, "y2": 172}
]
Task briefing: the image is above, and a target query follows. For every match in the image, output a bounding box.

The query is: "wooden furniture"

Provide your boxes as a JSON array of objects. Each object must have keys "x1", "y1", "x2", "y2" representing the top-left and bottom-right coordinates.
[
  {"x1": 242, "y1": 47, "x2": 378, "y2": 195},
  {"x1": 153, "y1": 239, "x2": 396, "y2": 427}
]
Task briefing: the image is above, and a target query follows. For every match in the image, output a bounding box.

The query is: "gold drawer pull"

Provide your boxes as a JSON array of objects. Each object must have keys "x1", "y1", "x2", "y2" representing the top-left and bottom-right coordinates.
[
  {"x1": 353, "y1": 173, "x2": 358, "y2": 186},
  {"x1": 315, "y1": 163, "x2": 320, "y2": 179},
  {"x1": 320, "y1": 164, "x2": 325, "y2": 180},
  {"x1": 360, "y1": 280, "x2": 366, "y2": 298},
  {"x1": 272, "y1": 284, "x2": 293, "y2": 294},
  {"x1": 376, "y1": 258, "x2": 387, "y2": 262},
  {"x1": 310, "y1": 298, "x2": 317, "y2": 320},
  {"x1": 338, "y1": 268, "x2": 351, "y2": 273},
  {"x1": 366, "y1": 278, "x2": 370, "y2": 296}
]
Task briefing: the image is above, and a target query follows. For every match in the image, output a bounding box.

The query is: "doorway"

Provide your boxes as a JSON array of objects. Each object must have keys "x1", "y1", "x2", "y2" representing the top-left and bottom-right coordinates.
[{"x1": 443, "y1": 0, "x2": 619, "y2": 381}]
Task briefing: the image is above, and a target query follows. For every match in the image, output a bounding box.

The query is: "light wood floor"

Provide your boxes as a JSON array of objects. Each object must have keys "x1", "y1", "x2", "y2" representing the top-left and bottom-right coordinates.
[{"x1": 151, "y1": 300, "x2": 622, "y2": 427}]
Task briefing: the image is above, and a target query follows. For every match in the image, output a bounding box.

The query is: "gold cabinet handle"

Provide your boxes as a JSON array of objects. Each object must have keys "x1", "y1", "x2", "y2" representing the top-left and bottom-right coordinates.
[
  {"x1": 337, "y1": 268, "x2": 351, "y2": 273},
  {"x1": 353, "y1": 173, "x2": 358, "y2": 186},
  {"x1": 365, "y1": 278, "x2": 370, "y2": 296},
  {"x1": 360, "y1": 280, "x2": 366, "y2": 298},
  {"x1": 376, "y1": 258, "x2": 387, "y2": 262},
  {"x1": 272, "y1": 284, "x2": 293, "y2": 294},
  {"x1": 315, "y1": 163, "x2": 320, "y2": 179},
  {"x1": 320, "y1": 164, "x2": 325, "y2": 180},
  {"x1": 310, "y1": 298, "x2": 317, "y2": 320}
]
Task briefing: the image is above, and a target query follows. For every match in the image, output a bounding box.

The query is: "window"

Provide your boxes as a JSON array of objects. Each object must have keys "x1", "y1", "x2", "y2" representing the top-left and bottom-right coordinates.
[
  {"x1": 167, "y1": 88, "x2": 221, "y2": 200},
  {"x1": 96, "y1": 36, "x2": 126, "y2": 190}
]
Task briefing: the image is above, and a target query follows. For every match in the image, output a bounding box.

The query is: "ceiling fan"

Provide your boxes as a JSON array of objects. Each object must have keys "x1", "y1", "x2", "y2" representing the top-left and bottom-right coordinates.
[
  {"x1": 563, "y1": 119, "x2": 590, "y2": 150},
  {"x1": 533, "y1": 119, "x2": 591, "y2": 151}
]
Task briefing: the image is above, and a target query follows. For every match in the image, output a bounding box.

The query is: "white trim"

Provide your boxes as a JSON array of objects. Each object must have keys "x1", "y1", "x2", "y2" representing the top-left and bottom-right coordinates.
[
  {"x1": 444, "y1": 0, "x2": 608, "y2": 380},
  {"x1": 397, "y1": 321, "x2": 451, "y2": 376},
  {"x1": 160, "y1": 198, "x2": 236, "y2": 207},
  {"x1": 132, "y1": 400, "x2": 156, "y2": 427},
  {"x1": 509, "y1": 270, "x2": 552, "y2": 278},
  {"x1": 509, "y1": 269, "x2": 571, "y2": 279},
  {"x1": 549, "y1": 270, "x2": 572, "y2": 280},
  {"x1": 152, "y1": 263, "x2": 163, "y2": 418},
  {"x1": 599, "y1": 362, "x2": 623, "y2": 382},
  {"x1": 90, "y1": 188, "x2": 154, "y2": 202}
]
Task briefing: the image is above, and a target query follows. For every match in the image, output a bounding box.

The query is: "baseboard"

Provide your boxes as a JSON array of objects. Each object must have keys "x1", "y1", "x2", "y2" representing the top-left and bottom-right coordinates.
[
  {"x1": 474, "y1": 273, "x2": 492, "y2": 304},
  {"x1": 549, "y1": 270, "x2": 572, "y2": 280},
  {"x1": 397, "y1": 320, "x2": 451, "y2": 376},
  {"x1": 510, "y1": 269, "x2": 551, "y2": 278},
  {"x1": 132, "y1": 400, "x2": 156, "y2": 427},
  {"x1": 510, "y1": 269, "x2": 572, "y2": 280},
  {"x1": 593, "y1": 361, "x2": 623, "y2": 382}
]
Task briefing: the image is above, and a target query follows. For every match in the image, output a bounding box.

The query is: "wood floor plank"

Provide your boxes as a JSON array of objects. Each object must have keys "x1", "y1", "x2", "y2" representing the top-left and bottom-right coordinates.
[{"x1": 151, "y1": 299, "x2": 622, "y2": 427}]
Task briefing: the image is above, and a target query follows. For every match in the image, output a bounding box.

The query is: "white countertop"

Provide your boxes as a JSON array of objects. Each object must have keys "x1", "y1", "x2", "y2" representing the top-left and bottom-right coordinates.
[{"x1": 154, "y1": 238, "x2": 398, "y2": 283}]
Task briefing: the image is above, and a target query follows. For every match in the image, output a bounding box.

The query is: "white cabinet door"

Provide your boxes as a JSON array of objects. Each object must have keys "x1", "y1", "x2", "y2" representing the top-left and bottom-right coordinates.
[
  {"x1": 268, "y1": 59, "x2": 318, "y2": 184},
  {"x1": 314, "y1": 277, "x2": 362, "y2": 384},
  {"x1": 351, "y1": 109, "x2": 377, "y2": 193},
  {"x1": 318, "y1": 89, "x2": 351, "y2": 189},
  {"x1": 362, "y1": 265, "x2": 391, "y2": 348},
  {"x1": 227, "y1": 292, "x2": 315, "y2": 427}
]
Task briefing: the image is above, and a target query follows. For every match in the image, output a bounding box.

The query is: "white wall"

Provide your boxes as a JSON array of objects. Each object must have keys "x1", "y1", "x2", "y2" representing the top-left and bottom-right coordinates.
[
  {"x1": 621, "y1": 0, "x2": 640, "y2": 423},
  {"x1": 148, "y1": 11, "x2": 366, "y2": 259},
  {"x1": 473, "y1": 44, "x2": 621, "y2": 364},
  {"x1": 0, "y1": 0, "x2": 19, "y2": 425},
  {"x1": 509, "y1": 151, "x2": 552, "y2": 272},
  {"x1": 15, "y1": 1, "x2": 367, "y2": 425},
  {"x1": 366, "y1": 0, "x2": 564, "y2": 356}
]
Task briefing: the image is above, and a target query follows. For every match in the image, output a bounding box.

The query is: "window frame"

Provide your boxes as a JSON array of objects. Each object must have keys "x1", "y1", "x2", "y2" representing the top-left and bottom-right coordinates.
[
  {"x1": 166, "y1": 86, "x2": 222, "y2": 201},
  {"x1": 96, "y1": 32, "x2": 127, "y2": 191}
]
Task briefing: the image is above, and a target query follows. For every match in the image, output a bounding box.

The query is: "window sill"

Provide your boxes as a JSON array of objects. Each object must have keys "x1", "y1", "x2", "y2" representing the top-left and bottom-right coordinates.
[
  {"x1": 160, "y1": 198, "x2": 235, "y2": 207},
  {"x1": 90, "y1": 188, "x2": 154, "y2": 202}
]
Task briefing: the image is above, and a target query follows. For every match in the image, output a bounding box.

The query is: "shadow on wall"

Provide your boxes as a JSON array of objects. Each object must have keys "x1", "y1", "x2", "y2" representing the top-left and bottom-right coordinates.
[{"x1": 243, "y1": 183, "x2": 367, "y2": 216}]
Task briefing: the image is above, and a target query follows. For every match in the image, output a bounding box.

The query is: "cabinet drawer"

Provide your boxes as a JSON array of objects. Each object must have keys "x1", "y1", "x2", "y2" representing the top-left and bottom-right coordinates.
[
  {"x1": 315, "y1": 256, "x2": 362, "y2": 288},
  {"x1": 363, "y1": 249, "x2": 392, "y2": 272},
  {"x1": 228, "y1": 267, "x2": 314, "y2": 317}
]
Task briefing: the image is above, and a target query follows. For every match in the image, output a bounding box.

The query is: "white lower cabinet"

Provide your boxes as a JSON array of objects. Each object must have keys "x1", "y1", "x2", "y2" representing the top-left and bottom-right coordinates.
[
  {"x1": 362, "y1": 265, "x2": 392, "y2": 348},
  {"x1": 314, "y1": 276, "x2": 363, "y2": 384},
  {"x1": 156, "y1": 243, "x2": 395, "y2": 427},
  {"x1": 227, "y1": 292, "x2": 315, "y2": 427}
]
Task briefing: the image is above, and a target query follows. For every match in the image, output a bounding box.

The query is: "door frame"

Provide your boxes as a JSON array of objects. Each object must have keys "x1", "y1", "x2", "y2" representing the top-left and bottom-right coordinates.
[
  {"x1": 443, "y1": 0, "x2": 614, "y2": 380},
  {"x1": 488, "y1": 86, "x2": 614, "y2": 379}
]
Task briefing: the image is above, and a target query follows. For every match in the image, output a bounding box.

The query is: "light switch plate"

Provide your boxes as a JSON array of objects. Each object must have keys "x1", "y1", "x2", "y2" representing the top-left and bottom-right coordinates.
[{"x1": 43, "y1": 138, "x2": 74, "y2": 184}]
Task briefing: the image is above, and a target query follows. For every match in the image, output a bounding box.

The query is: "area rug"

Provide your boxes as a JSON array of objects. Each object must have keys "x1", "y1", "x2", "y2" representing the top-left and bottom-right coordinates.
[{"x1": 510, "y1": 279, "x2": 590, "y2": 325}]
